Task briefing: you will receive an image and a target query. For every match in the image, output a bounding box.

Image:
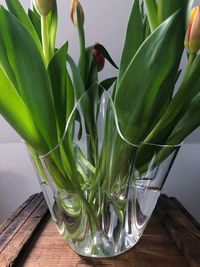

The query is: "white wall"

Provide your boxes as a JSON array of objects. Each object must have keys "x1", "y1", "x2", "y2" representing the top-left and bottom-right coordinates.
[
  {"x1": 0, "y1": 143, "x2": 40, "y2": 223},
  {"x1": 0, "y1": 0, "x2": 199, "y2": 224}
]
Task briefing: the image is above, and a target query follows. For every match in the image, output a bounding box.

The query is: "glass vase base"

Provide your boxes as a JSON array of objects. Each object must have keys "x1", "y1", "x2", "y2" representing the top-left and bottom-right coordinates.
[
  {"x1": 58, "y1": 226, "x2": 140, "y2": 258},
  {"x1": 42, "y1": 181, "x2": 161, "y2": 258}
]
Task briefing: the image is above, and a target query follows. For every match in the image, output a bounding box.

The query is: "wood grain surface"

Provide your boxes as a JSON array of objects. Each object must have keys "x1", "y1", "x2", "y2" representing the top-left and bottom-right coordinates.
[
  {"x1": 0, "y1": 193, "x2": 48, "y2": 267},
  {"x1": 15, "y1": 213, "x2": 189, "y2": 267},
  {"x1": 157, "y1": 195, "x2": 200, "y2": 267},
  {"x1": 0, "y1": 193, "x2": 199, "y2": 267},
  {"x1": 0, "y1": 194, "x2": 37, "y2": 236}
]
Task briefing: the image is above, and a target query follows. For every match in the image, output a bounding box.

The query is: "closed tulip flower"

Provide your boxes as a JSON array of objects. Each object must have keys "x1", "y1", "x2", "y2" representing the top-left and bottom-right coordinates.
[
  {"x1": 70, "y1": 0, "x2": 84, "y2": 27},
  {"x1": 34, "y1": 0, "x2": 53, "y2": 17},
  {"x1": 184, "y1": 6, "x2": 200, "y2": 54},
  {"x1": 93, "y1": 43, "x2": 105, "y2": 72}
]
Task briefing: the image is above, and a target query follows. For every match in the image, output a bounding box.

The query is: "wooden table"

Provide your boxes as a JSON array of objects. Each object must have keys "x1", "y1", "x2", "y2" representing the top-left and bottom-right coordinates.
[{"x1": 0, "y1": 193, "x2": 200, "y2": 267}]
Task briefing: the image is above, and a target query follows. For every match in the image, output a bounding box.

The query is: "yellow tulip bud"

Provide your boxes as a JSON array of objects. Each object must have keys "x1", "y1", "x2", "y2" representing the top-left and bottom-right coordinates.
[
  {"x1": 184, "y1": 6, "x2": 200, "y2": 54},
  {"x1": 34, "y1": 0, "x2": 53, "y2": 17},
  {"x1": 70, "y1": 0, "x2": 84, "y2": 27}
]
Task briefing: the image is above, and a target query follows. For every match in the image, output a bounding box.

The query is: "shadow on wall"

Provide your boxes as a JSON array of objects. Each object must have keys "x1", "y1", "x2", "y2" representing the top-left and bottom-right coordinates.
[
  {"x1": 0, "y1": 171, "x2": 40, "y2": 224},
  {"x1": 163, "y1": 144, "x2": 200, "y2": 223}
]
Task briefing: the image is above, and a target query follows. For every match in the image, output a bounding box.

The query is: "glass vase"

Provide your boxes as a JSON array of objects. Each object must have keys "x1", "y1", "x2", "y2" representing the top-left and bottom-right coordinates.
[{"x1": 27, "y1": 84, "x2": 181, "y2": 258}]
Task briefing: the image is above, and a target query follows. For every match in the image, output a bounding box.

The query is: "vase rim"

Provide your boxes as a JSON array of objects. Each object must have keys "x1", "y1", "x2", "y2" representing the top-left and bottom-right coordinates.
[{"x1": 38, "y1": 82, "x2": 182, "y2": 160}]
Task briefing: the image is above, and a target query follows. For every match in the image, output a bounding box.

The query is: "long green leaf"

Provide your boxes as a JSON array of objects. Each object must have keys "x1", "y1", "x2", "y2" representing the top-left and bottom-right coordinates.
[
  {"x1": 0, "y1": 34, "x2": 18, "y2": 90},
  {"x1": 28, "y1": 9, "x2": 41, "y2": 42},
  {"x1": 85, "y1": 45, "x2": 94, "y2": 86},
  {"x1": 118, "y1": 0, "x2": 143, "y2": 84},
  {"x1": 67, "y1": 54, "x2": 93, "y2": 126},
  {"x1": 100, "y1": 77, "x2": 117, "y2": 91},
  {"x1": 86, "y1": 61, "x2": 99, "y2": 137},
  {"x1": 134, "y1": 60, "x2": 200, "y2": 171},
  {"x1": 0, "y1": 7, "x2": 57, "y2": 150},
  {"x1": 157, "y1": 0, "x2": 194, "y2": 33},
  {"x1": 67, "y1": 55, "x2": 97, "y2": 160},
  {"x1": 77, "y1": 7, "x2": 86, "y2": 81},
  {"x1": 0, "y1": 66, "x2": 47, "y2": 153},
  {"x1": 167, "y1": 93, "x2": 200, "y2": 144},
  {"x1": 48, "y1": 42, "x2": 68, "y2": 137},
  {"x1": 114, "y1": 12, "x2": 183, "y2": 144},
  {"x1": 49, "y1": 51, "x2": 83, "y2": 184},
  {"x1": 66, "y1": 71, "x2": 75, "y2": 119},
  {"x1": 67, "y1": 54, "x2": 92, "y2": 131},
  {"x1": 67, "y1": 55, "x2": 85, "y2": 100},
  {"x1": 46, "y1": 0, "x2": 58, "y2": 59},
  {"x1": 144, "y1": 54, "x2": 200, "y2": 144},
  {"x1": 94, "y1": 44, "x2": 118, "y2": 69},
  {"x1": 5, "y1": 0, "x2": 43, "y2": 58},
  {"x1": 135, "y1": 93, "x2": 200, "y2": 175},
  {"x1": 143, "y1": 0, "x2": 158, "y2": 32},
  {"x1": 59, "y1": 70, "x2": 77, "y2": 180}
]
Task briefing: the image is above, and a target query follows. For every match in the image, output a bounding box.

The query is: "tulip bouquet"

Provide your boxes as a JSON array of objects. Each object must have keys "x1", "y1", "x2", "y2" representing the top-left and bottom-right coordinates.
[{"x1": 0, "y1": 0, "x2": 200, "y2": 257}]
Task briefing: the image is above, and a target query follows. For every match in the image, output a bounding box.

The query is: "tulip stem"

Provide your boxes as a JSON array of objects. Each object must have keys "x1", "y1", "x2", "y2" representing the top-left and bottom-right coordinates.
[
  {"x1": 76, "y1": 8, "x2": 86, "y2": 82},
  {"x1": 144, "y1": 0, "x2": 158, "y2": 32},
  {"x1": 181, "y1": 53, "x2": 196, "y2": 85},
  {"x1": 41, "y1": 15, "x2": 50, "y2": 64}
]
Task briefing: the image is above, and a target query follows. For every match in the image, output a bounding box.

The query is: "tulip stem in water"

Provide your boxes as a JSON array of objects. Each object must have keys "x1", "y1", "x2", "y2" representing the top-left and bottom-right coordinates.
[{"x1": 41, "y1": 15, "x2": 50, "y2": 64}]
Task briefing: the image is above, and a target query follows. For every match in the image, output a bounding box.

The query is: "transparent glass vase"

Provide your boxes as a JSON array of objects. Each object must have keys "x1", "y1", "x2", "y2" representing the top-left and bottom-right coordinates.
[{"x1": 28, "y1": 83, "x2": 181, "y2": 258}]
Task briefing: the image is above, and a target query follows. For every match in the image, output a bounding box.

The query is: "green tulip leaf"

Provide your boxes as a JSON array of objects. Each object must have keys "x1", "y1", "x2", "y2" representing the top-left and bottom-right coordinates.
[
  {"x1": 48, "y1": 42, "x2": 78, "y2": 182},
  {"x1": 46, "y1": 0, "x2": 58, "y2": 59},
  {"x1": 77, "y1": 7, "x2": 86, "y2": 81},
  {"x1": 66, "y1": 71, "x2": 75, "y2": 120},
  {"x1": 86, "y1": 60, "x2": 98, "y2": 89},
  {"x1": 67, "y1": 55, "x2": 85, "y2": 100},
  {"x1": 144, "y1": 54, "x2": 200, "y2": 145},
  {"x1": 94, "y1": 43, "x2": 118, "y2": 70},
  {"x1": 75, "y1": 110, "x2": 83, "y2": 141},
  {"x1": 48, "y1": 41, "x2": 68, "y2": 137},
  {"x1": 86, "y1": 61, "x2": 99, "y2": 123},
  {"x1": 157, "y1": 0, "x2": 194, "y2": 33},
  {"x1": 67, "y1": 54, "x2": 93, "y2": 134},
  {"x1": 5, "y1": 0, "x2": 43, "y2": 57},
  {"x1": 0, "y1": 7, "x2": 57, "y2": 150},
  {"x1": 118, "y1": 0, "x2": 143, "y2": 84},
  {"x1": 100, "y1": 77, "x2": 117, "y2": 91},
  {"x1": 167, "y1": 93, "x2": 200, "y2": 144},
  {"x1": 85, "y1": 45, "x2": 94, "y2": 86},
  {"x1": 0, "y1": 35, "x2": 18, "y2": 90},
  {"x1": 143, "y1": 0, "x2": 158, "y2": 32},
  {"x1": 136, "y1": 90, "x2": 200, "y2": 175},
  {"x1": 0, "y1": 66, "x2": 47, "y2": 153},
  {"x1": 114, "y1": 11, "x2": 183, "y2": 144},
  {"x1": 28, "y1": 9, "x2": 41, "y2": 42}
]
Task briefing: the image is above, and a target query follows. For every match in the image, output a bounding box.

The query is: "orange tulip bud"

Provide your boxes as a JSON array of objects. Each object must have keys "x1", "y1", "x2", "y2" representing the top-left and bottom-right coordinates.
[
  {"x1": 184, "y1": 6, "x2": 200, "y2": 54},
  {"x1": 34, "y1": 0, "x2": 53, "y2": 16},
  {"x1": 70, "y1": 0, "x2": 84, "y2": 27},
  {"x1": 93, "y1": 43, "x2": 105, "y2": 72}
]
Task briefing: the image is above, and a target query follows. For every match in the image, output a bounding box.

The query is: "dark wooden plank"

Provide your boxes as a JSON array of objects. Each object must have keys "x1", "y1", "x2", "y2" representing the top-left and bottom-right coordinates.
[
  {"x1": 0, "y1": 193, "x2": 48, "y2": 267},
  {"x1": 0, "y1": 192, "x2": 44, "y2": 253},
  {"x1": 170, "y1": 197, "x2": 200, "y2": 232},
  {"x1": 0, "y1": 199, "x2": 48, "y2": 267},
  {"x1": 0, "y1": 194, "x2": 37, "y2": 235},
  {"x1": 157, "y1": 194, "x2": 200, "y2": 267}
]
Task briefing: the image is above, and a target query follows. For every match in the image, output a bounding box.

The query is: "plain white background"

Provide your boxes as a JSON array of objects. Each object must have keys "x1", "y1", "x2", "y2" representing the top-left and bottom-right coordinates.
[{"x1": 0, "y1": 0, "x2": 199, "y2": 223}]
